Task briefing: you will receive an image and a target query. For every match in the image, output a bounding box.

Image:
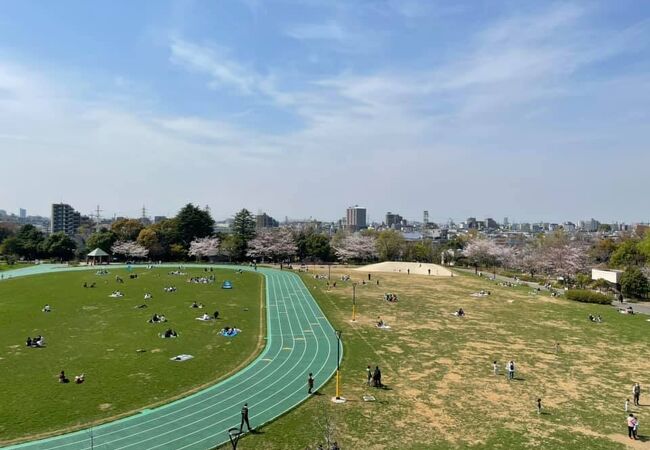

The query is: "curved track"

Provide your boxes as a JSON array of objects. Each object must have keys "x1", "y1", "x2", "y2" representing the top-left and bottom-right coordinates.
[{"x1": 2, "y1": 264, "x2": 339, "y2": 450}]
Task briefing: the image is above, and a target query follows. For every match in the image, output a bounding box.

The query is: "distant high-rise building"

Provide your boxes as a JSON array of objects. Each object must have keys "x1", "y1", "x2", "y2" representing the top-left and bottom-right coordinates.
[
  {"x1": 51, "y1": 203, "x2": 81, "y2": 235},
  {"x1": 385, "y1": 212, "x2": 403, "y2": 229},
  {"x1": 485, "y1": 218, "x2": 498, "y2": 229},
  {"x1": 19, "y1": 208, "x2": 26, "y2": 219},
  {"x1": 503, "y1": 217, "x2": 509, "y2": 227},
  {"x1": 346, "y1": 206, "x2": 367, "y2": 232},
  {"x1": 256, "y1": 212, "x2": 279, "y2": 229},
  {"x1": 423, "y1": 210, "x2": 429, "y2": 225}
]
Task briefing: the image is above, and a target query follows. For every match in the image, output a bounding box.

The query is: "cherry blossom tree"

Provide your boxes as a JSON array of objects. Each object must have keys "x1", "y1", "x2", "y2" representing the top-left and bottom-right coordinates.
[
  {"x1": 246, "y1": 229, "x2": 297, "y2": 261},
  {"x1": 111, "y1": 240, "x2": 149, "y2": 260},
  {"x1": 537, "y1": 242, "x2": 587, "y2": 282},
  {"x1": 188, "y1": 236, "x2": 220, "y2": 261},
  {"x1": 461, "y1": 239, "x2": 512, "y2": 273},
  {"x1": 333, "y1": 233, "x2": 378, "y2": 262}
]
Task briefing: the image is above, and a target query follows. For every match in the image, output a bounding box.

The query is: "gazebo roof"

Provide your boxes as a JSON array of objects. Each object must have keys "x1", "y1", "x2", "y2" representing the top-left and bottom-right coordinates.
[{"x1": 87, "y1": 248, "x2": 109, "y2": 257}]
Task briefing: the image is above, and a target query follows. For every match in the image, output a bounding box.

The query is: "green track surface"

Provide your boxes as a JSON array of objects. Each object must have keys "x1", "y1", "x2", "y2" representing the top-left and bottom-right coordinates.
[{"x1": 1, "y1": 264, "x2": 339, "y2": 450}]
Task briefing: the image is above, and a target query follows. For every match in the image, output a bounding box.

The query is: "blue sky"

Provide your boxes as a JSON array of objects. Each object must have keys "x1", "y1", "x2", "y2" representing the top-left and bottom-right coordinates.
[{"x1": 1, "y1": 0, "x2": 649, "y2": 223}]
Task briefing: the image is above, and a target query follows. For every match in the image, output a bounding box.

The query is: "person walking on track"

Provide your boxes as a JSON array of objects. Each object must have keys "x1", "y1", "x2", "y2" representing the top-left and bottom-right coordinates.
[
  {"x1": 240, "y1": 403, "x2": 252, "y2": 432},
  {"x1": 308, "y1": 373, "x2": 315, "y2": 394}
]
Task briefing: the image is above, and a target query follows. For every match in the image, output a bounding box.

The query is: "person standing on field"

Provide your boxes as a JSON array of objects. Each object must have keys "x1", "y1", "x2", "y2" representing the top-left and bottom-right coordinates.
[{"x1": 633, "y1": 383, "x2": 641, "y2": 406}]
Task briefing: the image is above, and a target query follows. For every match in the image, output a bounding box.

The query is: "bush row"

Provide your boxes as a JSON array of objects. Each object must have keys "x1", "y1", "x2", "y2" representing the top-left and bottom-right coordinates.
[{"x1": 565, "y1": 289, "x2": 612, "y2": 305}]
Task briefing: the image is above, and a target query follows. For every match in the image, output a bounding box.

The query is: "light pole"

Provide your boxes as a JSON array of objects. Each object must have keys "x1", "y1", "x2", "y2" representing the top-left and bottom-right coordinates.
[
  {"x1": 334, "y1": 329, "x2": 345, "y2": 402},
  {"x1": 328, "y1": 263, "x2": 331, "y2": 281},
  {"x1": 352, "y1": 283, "x2": 357, "y2": 322}
]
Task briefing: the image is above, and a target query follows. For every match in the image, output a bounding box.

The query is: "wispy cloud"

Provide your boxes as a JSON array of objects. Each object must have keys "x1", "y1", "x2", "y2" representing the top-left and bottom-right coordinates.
[{"x1": 285, "y1": 20, "x2": 355, "y2": 42}]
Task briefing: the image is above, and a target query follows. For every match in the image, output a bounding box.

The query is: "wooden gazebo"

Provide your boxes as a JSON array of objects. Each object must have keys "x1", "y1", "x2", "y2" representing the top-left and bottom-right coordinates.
[{"x1": 87, "y1": 248, "x2": 109, "y2": 265}]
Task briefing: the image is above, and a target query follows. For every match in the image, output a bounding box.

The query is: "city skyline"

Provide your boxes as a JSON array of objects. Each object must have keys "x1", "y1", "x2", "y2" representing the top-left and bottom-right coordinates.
[
  {"x1": 1, "y1": 1, "x2": 649, "y2": 222},
  {"x1": 1, "y1": 201, "x2": 647, "y2": 227}
]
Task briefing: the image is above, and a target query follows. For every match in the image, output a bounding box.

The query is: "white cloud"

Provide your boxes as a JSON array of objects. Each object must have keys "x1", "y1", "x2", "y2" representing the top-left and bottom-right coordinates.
[
  {"x1": 1, "y1": 3, "x2": 649, "y2": 221},
  {"x1": 285, "y1": 20, "x2": 355, "y2": 42}
]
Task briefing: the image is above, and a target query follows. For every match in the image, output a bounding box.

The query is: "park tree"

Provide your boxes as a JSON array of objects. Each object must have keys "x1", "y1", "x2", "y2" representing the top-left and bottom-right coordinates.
[
  {"x1": 111, "y1": 219, "x2": 145, "y2": 241},
  {"x1": 333, "y1": 233, "x2": 378, "y2": 262},
  {"x1": 610, "y1": 239, "x2": 646, "y2": 268},
  {"x1": 188, "y1": 237, "x2": 220, "y2": 261},
  {"x1": 405, "y1": 240, "x2": 435, "y2": 263},
  {"x1": 461, "y1": 239, "x2": 512, "y2": 273},
  {"x1": 149, "y1": 218, "x2": 182, "y2": 258},
  {"x1": 589, "y1": 238, "x2": 618, "y2": 265},
  {"x1": 247, "y1": 229, "x2": 297, "y2": 261},
  {"x1": 137, "y1": 228, "x2": 164, "y2": 259},
  {"x1": 231, "y1": 209, "x2": 256, "y2": 260},
  {"x1": 515, "y1": 244, "x2": 543, "y2": 278},
  {"x1": 621, "y1": 267, "x2": 649, "y2": 299},
  {"x1": 296, "y1": 227, "x2": 332, "y2": 261},
  {"x1": 639, "y1": 231, "x2": 650, "y2": 260},
  {"x1": 304, "y1": 233, "x2": 332, "y2": 261},
  {"x1": 0, "y1": 223, "x2": 16, "y2": 245},
  {"x1": 218, "y1": 234, "x2": 239, "y2": 262},
  {"x1": 41, "y1": 232, "x2": 77, "y2": 261},
  {"x1": 174, "y1": 204, "x2": 215, "y2": 246},
  {"x1": 3, "y1": 225, "x2": 46, "y2": 259},
  {"x1": 86, "y1": 229, "x2": 117, "y2": 253},
  {"x1": 111, "y1": 241, "x2": 149, "y2": 260},
  {"x1": 169, "y1": 243, "x2": 186, "y2": 261},
  {"x1": 537, "y1": 241, "x2": 587, "y2": 283},
  {"x1": 376, "y1": 229, "x2": 405, "y2": 261}
]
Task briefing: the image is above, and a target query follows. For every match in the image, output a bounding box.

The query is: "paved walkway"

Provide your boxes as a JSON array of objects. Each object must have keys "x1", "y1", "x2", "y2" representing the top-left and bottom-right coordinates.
[{"x1": 1, "y1": 264, "x2": 339, "y2": 450}]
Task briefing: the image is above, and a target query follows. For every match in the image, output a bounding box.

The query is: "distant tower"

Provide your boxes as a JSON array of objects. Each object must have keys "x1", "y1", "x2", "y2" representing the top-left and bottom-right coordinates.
[
  {"x1": 503, "y1": 217, "x2": 509, "y2": 227},
  {"x1": 423, "y1": 210, "x2": 429, "y2": 226},
  {"x1": 94, "y1": 205, "x2": 103, "y2": 232},
  {"x1": 141, "y1": 205, "x2": 147, "y2": 220}
]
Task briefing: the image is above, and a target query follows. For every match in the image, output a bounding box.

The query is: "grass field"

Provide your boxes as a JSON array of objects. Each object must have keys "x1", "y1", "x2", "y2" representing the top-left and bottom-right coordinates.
[
  {"x1": 0, "y1": 262, "x2": 32, "y2": 272},
  {"x1": 0, "y1": 266, "x2": 263, "y2": 444},
  {"x1": 237, "y1": 267, "x2": 650, "y2": 450}
]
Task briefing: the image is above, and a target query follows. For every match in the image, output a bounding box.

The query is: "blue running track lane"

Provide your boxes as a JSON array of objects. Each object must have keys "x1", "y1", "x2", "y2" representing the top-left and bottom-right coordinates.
[{"x1": 1, "y1": 264, "x2": 340, "y2": 450}]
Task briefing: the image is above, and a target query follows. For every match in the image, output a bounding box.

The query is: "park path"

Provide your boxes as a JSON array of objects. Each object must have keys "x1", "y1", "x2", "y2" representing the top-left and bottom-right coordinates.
[{"x1": 1, "y1": 264, "x2": 339, "y2": 450}]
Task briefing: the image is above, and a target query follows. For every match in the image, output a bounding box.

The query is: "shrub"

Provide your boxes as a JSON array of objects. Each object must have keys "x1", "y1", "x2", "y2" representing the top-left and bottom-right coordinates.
[
  {"x1": 565, "y1": 289, "x2": 612, "y2": 305},
  {"x1": 621, "y1": 267, "x2": 649, "y2": 299}
]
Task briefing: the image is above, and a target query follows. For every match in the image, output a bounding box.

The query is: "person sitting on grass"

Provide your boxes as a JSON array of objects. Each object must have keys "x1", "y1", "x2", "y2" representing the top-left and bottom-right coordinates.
[
  {"x1": 454, "y1": 308, "x2": 465, "y2": 317},
  {"x1": 376, "y1": 316, "x2": 384, "y2": 327},
  {"x1": 59, "y1": 370, "x2": 69, "y2": 384},
  {"x1": 83, "y1": 282, "x2": 87, "y2": 288},
  {"x1": 148, "y1": 313, "x2": 160, "y2": 323},
  {"x1": 32, "y1": 335, "x2": 44, "y2": 347},
  {"x1": 42, "y1": 304, "x2": 51, "y2": 313},
  {"x1": 75, "y1": 374, "x2": 85, "y2": 384},
  {"x1": 144, "y1": 293, "x2": 152, "y2": 300},
  {"x1": 199, "y1": 313, "x2": 211, "y2": 321},
  {"x1": 26, "y1": 337, "x2": 32, "y2": 347},
  {"x1": 90, "y1": 282, "x2": 96, "y2": 288},
  {"x1": 213, "y1": 310, "x2": 220, "y2": 320},
  {"x1": 163, "y1": 328, "x2": 178, "y2": 338}
]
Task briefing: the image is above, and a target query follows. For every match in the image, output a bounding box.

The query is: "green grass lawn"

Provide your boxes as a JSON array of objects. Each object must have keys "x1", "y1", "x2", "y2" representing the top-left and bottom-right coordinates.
[
  {"x1": 0, "y1": 266, "x2": 263, "y2": 444},
  {"x1": 236, "y1": 267, "x2": 650, "y2": 450},
  {"x1": 0, "y1": 262, "x2": 33, "y2": 272}
]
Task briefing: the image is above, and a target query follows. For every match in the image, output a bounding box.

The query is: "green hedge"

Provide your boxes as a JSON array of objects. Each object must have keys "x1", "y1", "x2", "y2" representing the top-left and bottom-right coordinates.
[{"x1": 565, "y1": 289, "x2": 612, "y2": 305}]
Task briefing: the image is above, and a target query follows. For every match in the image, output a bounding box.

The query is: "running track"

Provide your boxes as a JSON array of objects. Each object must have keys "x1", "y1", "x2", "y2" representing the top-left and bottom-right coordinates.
[{"x1": 1, "y1": 264, "x2": 340, "y2": 450}]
